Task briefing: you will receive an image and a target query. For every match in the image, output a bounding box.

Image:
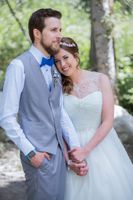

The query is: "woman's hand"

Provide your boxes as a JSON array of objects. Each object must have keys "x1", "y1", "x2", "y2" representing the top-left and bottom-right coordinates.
[
  {"x1": 68, "y1": 159, "x2": 89, "y2": 176},
  {"x1": 69, "y1": 147, "x2": 87, "y2": 163}
]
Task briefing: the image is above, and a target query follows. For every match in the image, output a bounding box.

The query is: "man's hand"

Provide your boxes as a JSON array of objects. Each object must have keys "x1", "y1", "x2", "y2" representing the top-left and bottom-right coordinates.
[
  {"x1": 68, "y1": 160, "x2": 89, "y2": 176},
  {"x1": 30, "y1": 152, "x2": 51, "y2": 168}
]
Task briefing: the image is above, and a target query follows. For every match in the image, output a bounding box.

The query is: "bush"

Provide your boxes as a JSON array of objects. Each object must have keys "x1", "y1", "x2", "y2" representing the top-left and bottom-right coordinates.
[{"x1": 117, "y1": 56, "x2": 133, "y2": 114}]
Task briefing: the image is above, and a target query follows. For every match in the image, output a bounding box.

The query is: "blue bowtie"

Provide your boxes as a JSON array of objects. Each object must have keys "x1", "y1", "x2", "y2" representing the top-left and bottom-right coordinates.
[{"x1": 40, "y1": 56, "x2": 54, "y2": 67}]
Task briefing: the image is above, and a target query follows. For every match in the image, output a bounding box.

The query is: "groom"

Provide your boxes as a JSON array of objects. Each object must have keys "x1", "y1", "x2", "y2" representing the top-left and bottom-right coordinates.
[{"x1": 0, "y1": 8, "x2": 87, "y2": 200}]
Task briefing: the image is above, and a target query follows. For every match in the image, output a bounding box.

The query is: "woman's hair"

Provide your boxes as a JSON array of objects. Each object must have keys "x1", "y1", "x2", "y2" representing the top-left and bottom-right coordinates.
[
  {"x1": 28, "y1": 8, "x2": 62, "y2": 43},
  {"x1": 59, "y1": 37, "x2": 80, "y2": 94}
]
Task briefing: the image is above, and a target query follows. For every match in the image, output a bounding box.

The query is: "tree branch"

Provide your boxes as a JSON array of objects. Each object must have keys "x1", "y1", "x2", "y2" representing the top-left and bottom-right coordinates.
[{"x1": 5, "y1": 0, "x2": 31, "y2": 44}]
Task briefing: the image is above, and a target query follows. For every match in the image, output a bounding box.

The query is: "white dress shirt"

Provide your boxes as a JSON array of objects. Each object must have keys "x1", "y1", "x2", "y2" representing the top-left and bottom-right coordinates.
[{"x1": 0, "y1": 45, "x2": 80, "y2": 155}]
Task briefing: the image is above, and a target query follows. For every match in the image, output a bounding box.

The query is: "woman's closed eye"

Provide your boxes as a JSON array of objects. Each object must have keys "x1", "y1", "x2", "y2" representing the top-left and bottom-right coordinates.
[
  {"x1": 63, "y1": 55, "x2": 69, "y2": 60},
  {"x1": 55, "y1": 56, "x2": 68, "y2": 63}
]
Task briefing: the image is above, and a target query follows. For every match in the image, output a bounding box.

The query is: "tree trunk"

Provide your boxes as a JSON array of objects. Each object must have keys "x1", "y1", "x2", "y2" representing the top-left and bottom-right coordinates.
[{"x1": 90, "y1": 0, "x2": 117, "y2": 92}]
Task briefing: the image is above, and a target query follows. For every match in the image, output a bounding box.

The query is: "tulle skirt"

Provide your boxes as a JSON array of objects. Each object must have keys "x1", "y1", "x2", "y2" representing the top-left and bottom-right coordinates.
[{"x1": 64, "y1": 128, "x2": 133, "y2": 200}]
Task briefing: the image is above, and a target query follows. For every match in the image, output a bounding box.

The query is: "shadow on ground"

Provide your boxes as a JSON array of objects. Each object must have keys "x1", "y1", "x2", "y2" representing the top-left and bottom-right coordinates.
[
  {"x1": 0, "y1": 141, "x2": 132, "y2": 200},
  {"x1": 0, "y1": 180, "x2": 27, "y2": 200}
]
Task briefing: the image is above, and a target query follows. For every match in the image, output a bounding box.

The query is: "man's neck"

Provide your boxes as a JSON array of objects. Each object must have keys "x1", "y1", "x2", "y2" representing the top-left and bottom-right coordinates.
[{"x1": 33, "y1": 43, "x2": 50, "y2": 57}]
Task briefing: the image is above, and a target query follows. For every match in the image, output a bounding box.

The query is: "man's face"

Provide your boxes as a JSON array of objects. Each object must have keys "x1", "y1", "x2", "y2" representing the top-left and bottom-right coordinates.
[{"x1": 40, "y1": 17, "x2": 62, "y2": 55}]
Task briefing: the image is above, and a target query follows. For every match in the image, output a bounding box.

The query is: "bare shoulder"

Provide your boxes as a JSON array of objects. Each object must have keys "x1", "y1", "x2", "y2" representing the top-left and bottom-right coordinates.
[
  {"x1": 83, "y1": 70, "x2": 101, "y2": 77},
  {"x1": 87, "y1": 71, "x2": 109, "y2": 80},
  {"x1": 99, "y1": 73, "x2": 112, "y2": 91},
  {"x1": 83, "y1": 70, "x2": 110, "y2": 85},
  {"x1": 99, "y1": 73, "x2": 110, "y2": 83}
]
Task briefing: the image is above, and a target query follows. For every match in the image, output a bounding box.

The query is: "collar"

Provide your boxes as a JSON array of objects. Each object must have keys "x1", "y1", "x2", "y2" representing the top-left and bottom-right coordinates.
[{"x1": 29, "y1": 45, "x2": 51, "y2": 66}]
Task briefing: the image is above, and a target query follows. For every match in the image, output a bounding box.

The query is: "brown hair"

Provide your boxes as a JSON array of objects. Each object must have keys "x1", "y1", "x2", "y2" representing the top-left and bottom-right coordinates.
[
  {"x1": 28, "y1": 8, "x2": 62, "y2": 43},
  {"x1": 58, "y1": 37, "x2": 80, "y2": 94}
]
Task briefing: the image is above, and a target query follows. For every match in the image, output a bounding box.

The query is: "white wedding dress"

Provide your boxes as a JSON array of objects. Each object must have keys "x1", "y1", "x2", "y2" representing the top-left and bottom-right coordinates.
[{"x1": 64, "y1": 72, "x2": 133, "y2": 200}]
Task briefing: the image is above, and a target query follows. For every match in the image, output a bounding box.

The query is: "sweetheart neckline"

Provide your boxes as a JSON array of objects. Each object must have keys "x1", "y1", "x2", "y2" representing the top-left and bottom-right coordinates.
[{"x1": 64, "y1": 91, "x2": 102, "y2": 100}]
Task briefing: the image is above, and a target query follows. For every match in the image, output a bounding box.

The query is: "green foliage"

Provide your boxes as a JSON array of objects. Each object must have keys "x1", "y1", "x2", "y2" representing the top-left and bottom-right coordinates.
[
  {"x1": 117, "y1": 57, "x2": 133, "y2": 114},
  {"x1": 76, "y1": 0, "x2": 90, "y2": 13},
  {"x1": 0, "y1": 0, "x2": 133, "y2": 114},
  {"x1": 115, "y1": 0, "x2": 133, "y2": 14},
  {"x1": 113, "y1": 2, "x2": 133, "y2": 113},
  {"x1": 0, "y1": 0, "x2": 89, "y2": 76}
]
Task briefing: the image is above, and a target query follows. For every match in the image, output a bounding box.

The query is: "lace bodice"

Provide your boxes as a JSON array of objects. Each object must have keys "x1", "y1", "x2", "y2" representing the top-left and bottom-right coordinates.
[
  {"x1": 70, "y1": 71, "x2": 101, "y2": 99},
  {"x1": 63, "y1": 74, "x2": 133, "y2": 200},
  {"x1": 63, "y1": 72, "x2": 103, "y2": 134}
]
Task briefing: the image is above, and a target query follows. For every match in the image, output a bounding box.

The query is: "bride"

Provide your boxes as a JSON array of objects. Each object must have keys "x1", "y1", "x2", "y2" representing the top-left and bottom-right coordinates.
[{"x1": 54, "y1": 37, "x2": 133, "y2": 200}]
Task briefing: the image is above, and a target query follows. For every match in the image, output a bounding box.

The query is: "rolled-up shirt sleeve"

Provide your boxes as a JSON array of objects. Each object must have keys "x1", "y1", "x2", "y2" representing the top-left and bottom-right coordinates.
[
  {"x1": 0, "y1": 59, "x2": 35, "y2": 155},
  {"x1": 60, "y1": 94, "x2": 80, "y2": 149}
]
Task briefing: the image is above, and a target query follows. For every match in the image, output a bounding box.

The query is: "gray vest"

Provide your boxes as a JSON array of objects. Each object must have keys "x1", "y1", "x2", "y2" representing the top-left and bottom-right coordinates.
[{"x1": 18, "y1": 51, "x2": 64, "y2": 155}]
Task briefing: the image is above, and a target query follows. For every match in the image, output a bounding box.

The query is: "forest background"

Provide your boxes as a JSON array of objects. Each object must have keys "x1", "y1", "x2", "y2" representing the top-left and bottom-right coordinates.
[
  {"x1": 0, "y1": 0, "x2": 133, "y2": 114},
  {"x1": 0, "y1": 1, "x2": 133, "y2": 199}
]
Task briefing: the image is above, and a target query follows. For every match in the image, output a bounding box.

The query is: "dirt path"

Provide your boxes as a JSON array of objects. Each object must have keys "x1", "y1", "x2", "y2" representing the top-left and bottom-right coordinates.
[
  {"x1": 0, "y1": 142, "x2": 133, "y2": 200},
  {"x1": 0, "y1": 143, "x2": 26, "y2": 200}
]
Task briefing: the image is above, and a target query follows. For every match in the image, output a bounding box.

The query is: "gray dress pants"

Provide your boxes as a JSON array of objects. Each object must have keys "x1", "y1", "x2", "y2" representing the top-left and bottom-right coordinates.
[{"x1": 20, "y1": 146, "x2": 66, "y2": 200}]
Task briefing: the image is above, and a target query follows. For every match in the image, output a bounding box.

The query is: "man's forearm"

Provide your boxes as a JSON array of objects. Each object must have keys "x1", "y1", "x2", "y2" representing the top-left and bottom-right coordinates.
[{"x1": 0, "y1": 116, "x2": 35, "y2": 155}]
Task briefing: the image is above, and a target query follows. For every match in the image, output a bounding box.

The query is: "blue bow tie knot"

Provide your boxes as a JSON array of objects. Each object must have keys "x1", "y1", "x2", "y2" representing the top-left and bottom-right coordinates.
[{"x1": 40, "y1": 56, "x2": 54, "y2": 67}]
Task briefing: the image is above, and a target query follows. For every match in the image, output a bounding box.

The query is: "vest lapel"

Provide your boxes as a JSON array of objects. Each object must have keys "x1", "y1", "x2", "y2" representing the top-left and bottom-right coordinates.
[{"x1": 49, "y1": 66, "x2": 56, "y2": 97}]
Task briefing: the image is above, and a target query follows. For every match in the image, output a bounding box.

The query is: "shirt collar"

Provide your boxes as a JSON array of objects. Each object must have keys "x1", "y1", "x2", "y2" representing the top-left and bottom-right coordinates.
[{"x1": 29, "y1": 45, "x2": 51, "y2": 65}]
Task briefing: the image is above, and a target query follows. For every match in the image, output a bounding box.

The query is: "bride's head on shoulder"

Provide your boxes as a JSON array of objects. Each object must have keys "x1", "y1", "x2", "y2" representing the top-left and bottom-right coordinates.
[
  {"x1": 54, "y1": 37, "x2": 80, "y2": 77},
  {"x1": 54, "y1": 37, "x2": 81, "y2": 93}
]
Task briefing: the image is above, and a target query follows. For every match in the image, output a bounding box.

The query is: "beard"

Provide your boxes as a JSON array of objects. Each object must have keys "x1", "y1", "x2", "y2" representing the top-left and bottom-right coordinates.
[{"x1": 41, "y1": 39, "x2": 60, "y2": 56}]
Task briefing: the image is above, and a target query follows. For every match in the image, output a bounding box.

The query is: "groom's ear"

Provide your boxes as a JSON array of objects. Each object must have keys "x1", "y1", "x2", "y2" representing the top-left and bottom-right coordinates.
[{"x1": 33, "y1": 29, "x2": 41, "y2": 41}]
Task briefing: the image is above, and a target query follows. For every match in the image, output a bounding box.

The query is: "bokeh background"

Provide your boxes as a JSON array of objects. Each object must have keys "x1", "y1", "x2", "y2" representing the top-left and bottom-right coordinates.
[
  {"x1": 0, "y1": 0, "x2": 133, "y2": 113},
  {"x1": 0, "y1": 0, "x2": 133, "y2": 199}
]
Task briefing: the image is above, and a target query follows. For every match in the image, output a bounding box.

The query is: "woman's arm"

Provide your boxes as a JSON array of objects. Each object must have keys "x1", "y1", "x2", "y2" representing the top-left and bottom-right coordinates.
[{"x1": 70, "y1": 74, "x2": 114, "y2": 162}]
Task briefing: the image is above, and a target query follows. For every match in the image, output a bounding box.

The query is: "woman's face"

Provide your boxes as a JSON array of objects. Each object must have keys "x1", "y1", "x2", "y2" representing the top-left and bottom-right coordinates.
[{"x1": 54, "y1": 48, "x2": 78, "y2": 77}]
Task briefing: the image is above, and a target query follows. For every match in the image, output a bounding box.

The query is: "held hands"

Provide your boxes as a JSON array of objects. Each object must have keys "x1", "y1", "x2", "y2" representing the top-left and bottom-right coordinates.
[
  {"x1": 69, "y1": 147, "x2": 87, "y2": 163},
  {"x1": 67, "y1": 147, "x2": 89, "y2": 176},
  {"x1": 68, "y1": 159, "x2": 89, "y2": 176},
  {"x1": 30, "y1": 151, "x2": 51, "y2": 168}
]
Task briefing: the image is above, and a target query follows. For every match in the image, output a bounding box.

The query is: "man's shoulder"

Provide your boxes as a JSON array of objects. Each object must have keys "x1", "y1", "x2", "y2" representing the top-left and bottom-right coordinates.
[
  {"x1": 16, "y1": 50, "x2": 31, "y2": 60},
  {"x1": 8, "y1": 50, "x2": 30, "y2": 71}
]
